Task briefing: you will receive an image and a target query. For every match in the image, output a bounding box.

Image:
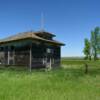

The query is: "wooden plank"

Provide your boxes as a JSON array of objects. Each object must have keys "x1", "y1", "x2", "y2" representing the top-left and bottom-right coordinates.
[
  {"x1": 8, "y1": 50, "x2": 10, "y2": 65},
  {"x1": 29, "y1": 44, "x2": 32, "y2": 72}
]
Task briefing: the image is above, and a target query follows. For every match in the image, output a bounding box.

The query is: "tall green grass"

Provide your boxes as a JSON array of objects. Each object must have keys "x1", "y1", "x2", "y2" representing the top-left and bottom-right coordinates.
[{"x1": 0, "y1": 60, "x2": 99, "y2": 100}]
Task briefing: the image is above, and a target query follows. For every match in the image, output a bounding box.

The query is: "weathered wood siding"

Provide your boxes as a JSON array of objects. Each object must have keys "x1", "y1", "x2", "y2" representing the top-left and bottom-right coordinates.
[
  {"x1": 31, "y1": 43, "x2": 46, "y2": 68},
  {"x1": 0, "y1": 42, "x2": 61, "y2": 68}
]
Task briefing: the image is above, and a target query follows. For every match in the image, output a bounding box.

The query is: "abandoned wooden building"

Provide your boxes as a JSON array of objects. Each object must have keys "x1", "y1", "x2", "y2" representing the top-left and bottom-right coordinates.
[{"x1": 0, "y1": 31, "x2": 64, "y2": 70}]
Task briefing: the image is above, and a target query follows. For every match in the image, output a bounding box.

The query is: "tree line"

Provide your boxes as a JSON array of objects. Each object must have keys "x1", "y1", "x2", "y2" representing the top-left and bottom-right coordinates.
[{"x1": 83, "y1": 27, "x2": 100, "y2": 60}]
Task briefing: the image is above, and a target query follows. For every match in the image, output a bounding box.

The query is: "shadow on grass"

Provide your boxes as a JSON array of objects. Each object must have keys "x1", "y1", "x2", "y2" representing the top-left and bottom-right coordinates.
[
  {"x1": 0, "y1": 65, "x2": 48, "y2": 76},
  {"x1": 0, "y1": 65, "x2": 30, "y2": 75}
]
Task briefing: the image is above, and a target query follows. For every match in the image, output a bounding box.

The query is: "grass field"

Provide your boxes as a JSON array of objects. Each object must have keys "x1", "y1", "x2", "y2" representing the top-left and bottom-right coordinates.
[{"x1": 0, "y1": 60, "x2": 100, "y2": 100}]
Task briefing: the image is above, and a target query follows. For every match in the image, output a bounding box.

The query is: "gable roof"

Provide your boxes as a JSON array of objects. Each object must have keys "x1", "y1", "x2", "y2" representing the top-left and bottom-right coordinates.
[{"x1": 0, "y1": 31, "x2": 65, "y2": 46}]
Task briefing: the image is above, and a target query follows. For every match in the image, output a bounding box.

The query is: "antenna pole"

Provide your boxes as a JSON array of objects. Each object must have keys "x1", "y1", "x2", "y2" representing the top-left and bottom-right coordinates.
[{"x1": 41, "y1": 12, "x2": 44, "y2": 31}]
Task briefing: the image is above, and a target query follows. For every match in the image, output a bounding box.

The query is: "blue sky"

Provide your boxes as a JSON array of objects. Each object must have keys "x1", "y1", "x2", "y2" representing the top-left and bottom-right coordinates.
[{"x1": 0, "y1": 0, "x2": 100, "y2": 57}]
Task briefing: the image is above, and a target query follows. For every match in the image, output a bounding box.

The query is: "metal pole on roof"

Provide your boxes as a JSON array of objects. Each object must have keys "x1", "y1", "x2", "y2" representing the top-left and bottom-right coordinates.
[{"x1": 41, "y1": 12, "x2": 44, "y2": 31}]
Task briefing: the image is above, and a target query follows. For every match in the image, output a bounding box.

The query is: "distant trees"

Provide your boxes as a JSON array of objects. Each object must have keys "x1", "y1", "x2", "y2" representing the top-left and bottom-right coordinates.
[{"x1": 83, "y1": 27, "x2": 100, "y2": 60}]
